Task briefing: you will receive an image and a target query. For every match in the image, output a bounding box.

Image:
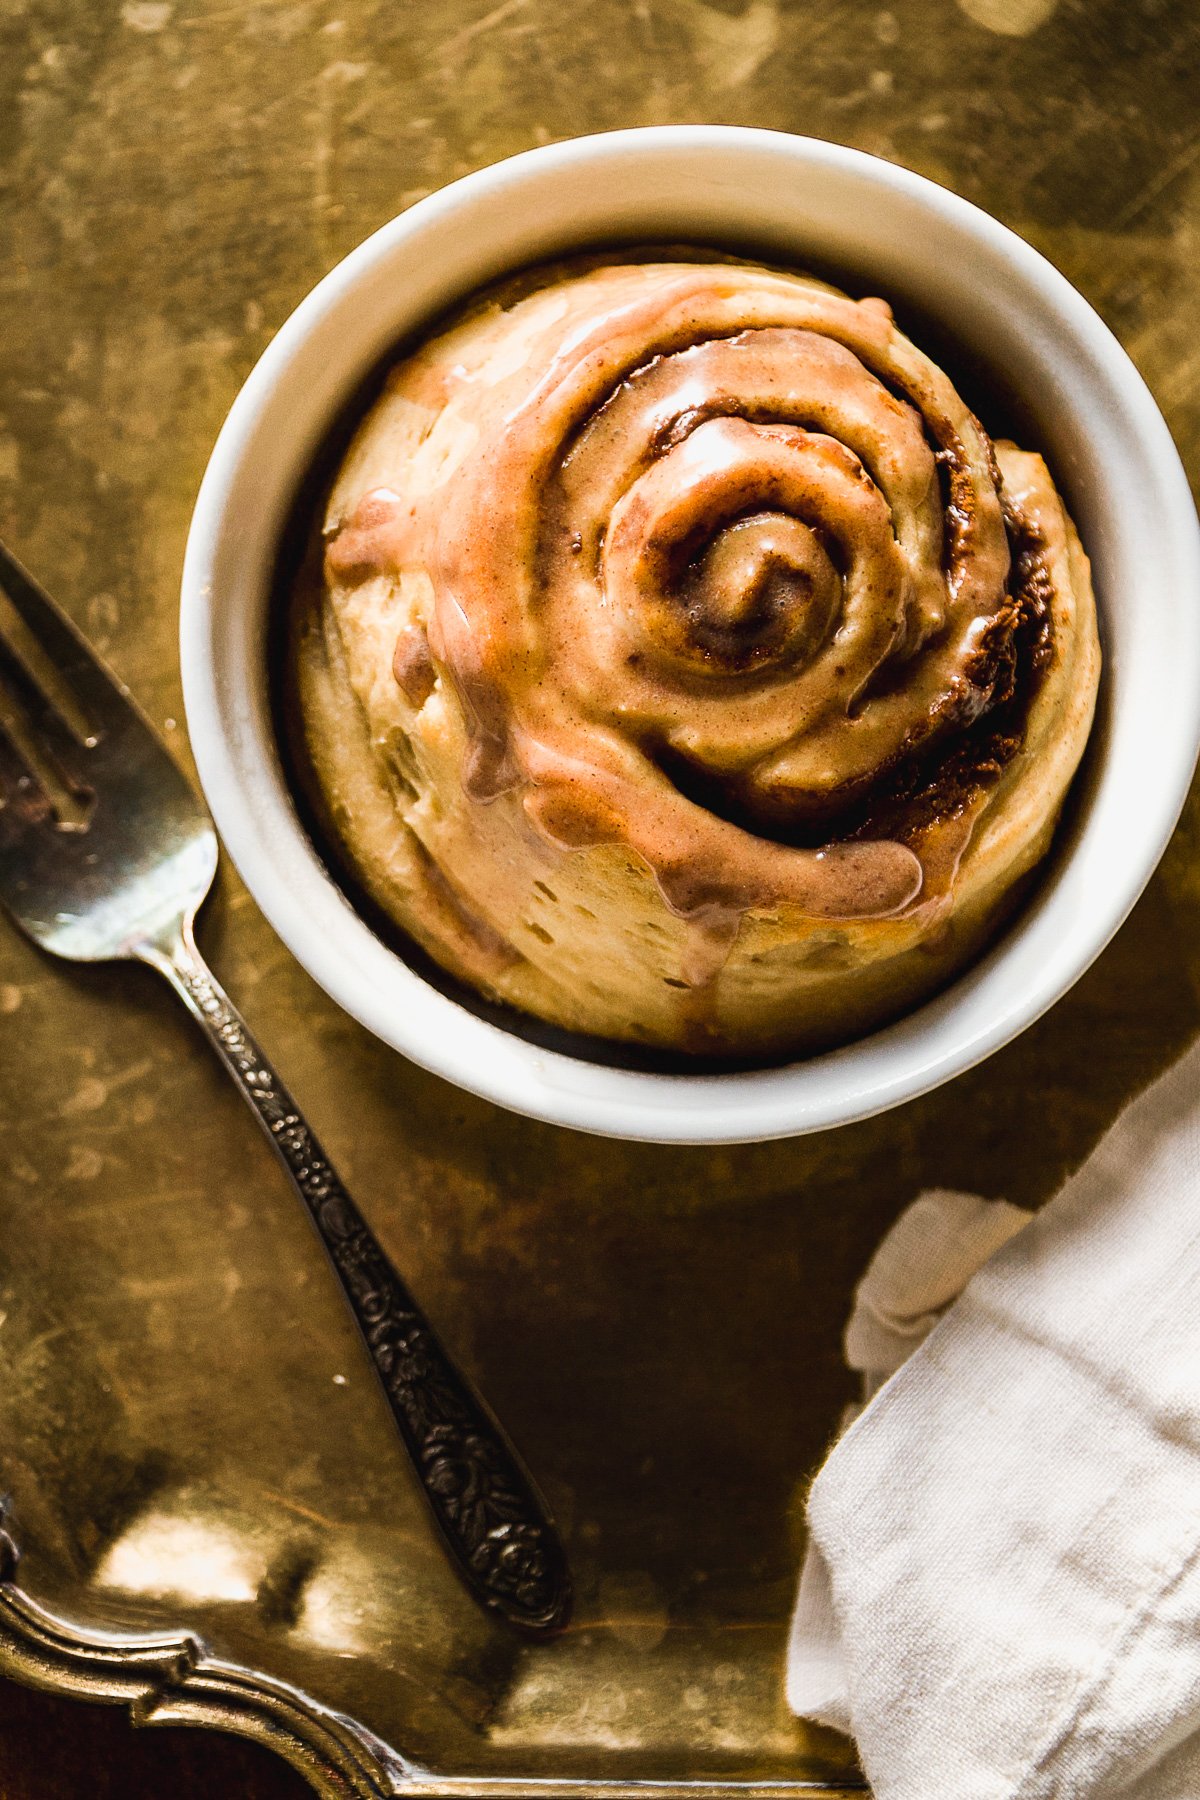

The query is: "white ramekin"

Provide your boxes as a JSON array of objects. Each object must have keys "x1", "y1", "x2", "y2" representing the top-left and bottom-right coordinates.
[{"x1": 180, "y1": 127, "x2": 1200, "y2": 1144}]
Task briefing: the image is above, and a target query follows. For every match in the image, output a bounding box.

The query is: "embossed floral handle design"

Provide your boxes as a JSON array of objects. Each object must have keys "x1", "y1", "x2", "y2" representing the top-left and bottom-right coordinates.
[{"x1": 137, "y1": 918, "x2": 572, "y2": 1636}]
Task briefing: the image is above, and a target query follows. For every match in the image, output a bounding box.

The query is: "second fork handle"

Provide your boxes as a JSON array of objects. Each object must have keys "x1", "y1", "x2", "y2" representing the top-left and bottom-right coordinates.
[{"x1": 136, "y1": 919, "x2": 571, "y2": 1637}]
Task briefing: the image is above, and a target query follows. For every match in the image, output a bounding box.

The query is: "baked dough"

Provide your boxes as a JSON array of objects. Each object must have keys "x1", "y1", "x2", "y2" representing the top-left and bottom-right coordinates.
[{"x1": 289, "y1": 255, "x2": 1100, "y2": 1057}]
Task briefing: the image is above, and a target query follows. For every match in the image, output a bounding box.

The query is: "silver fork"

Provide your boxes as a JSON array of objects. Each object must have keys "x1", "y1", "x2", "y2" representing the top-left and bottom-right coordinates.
[{"x1": 0, "y1": 539, "x2": 571, "y2": 1636}]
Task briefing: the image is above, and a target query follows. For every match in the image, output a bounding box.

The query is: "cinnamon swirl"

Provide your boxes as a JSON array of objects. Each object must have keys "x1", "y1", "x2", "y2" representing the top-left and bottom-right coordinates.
[{"x1": 289, "y1": 253, "x2": 1100, "y2": 1057}]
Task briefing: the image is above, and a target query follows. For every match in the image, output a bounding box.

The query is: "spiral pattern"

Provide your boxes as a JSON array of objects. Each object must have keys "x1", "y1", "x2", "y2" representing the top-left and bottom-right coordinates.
[
  {"x1": 303, "y1": 254, "x2": 1097, "y2": 1055},
  {"x1": 364, "y1": 259, "x2": 1021, "y2": 926}
]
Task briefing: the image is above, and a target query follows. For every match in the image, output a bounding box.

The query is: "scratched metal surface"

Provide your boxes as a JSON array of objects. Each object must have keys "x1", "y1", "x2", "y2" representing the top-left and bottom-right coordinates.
[{"x1": 0, "y1": 0, "x2": 1198, "y2": 1793}]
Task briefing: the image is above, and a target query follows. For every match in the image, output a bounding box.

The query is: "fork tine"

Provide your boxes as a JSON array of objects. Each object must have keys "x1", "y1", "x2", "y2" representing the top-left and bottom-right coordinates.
[
  {"x1": 0, "y1": 627, "x2": 94, "y2": 789},
  {"x1": 0, "y1": 539, "x2": 129, "y2": 736},
  {"x1": 0, "y1": 714, "x2": 53, "y2": 844}
]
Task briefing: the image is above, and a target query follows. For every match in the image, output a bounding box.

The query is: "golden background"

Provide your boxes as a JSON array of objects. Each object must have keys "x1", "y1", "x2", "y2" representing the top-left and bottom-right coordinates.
[{"x1": 0, "y1": 0, "x2": 1197, "y2": 1792}]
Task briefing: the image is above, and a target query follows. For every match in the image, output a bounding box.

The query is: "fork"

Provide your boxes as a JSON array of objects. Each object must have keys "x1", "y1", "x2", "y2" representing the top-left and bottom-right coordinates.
[{"x1": 0, "y1": 539, "x2": 571, "y2": 1636}]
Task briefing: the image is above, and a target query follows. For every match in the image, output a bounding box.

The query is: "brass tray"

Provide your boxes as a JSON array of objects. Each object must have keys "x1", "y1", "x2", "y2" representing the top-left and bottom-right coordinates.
[{"x1": 2, "y1": 1, "x2": 1198, "y2": 1793}]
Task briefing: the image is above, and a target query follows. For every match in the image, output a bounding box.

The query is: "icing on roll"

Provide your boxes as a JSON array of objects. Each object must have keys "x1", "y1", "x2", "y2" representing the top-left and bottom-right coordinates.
[{"x1": 290, "y1": 254, "x2": 1101, "y2": 1057}]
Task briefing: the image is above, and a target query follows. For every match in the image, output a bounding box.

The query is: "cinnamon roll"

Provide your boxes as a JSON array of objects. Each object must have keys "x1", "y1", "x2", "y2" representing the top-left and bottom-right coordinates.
[{"x1": 288, "y1": 253, "x2": 1100, "y2": 1057}]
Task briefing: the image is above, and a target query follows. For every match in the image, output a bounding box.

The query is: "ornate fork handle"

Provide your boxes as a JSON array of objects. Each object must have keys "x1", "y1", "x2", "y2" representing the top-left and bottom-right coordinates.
[{"x1": 136, "y1": 919, "x2": 571, "y2": 1636}]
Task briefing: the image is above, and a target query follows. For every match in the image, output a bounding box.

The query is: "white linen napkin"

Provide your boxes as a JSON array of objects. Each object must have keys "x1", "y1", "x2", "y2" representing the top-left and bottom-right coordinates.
[
  {"x1": 788, "y1": 1187, "x2": 1034, "y2": 1732},
  {"x1": 788, "y1": 1035, "x2": 1200, "y2": 1800}
]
